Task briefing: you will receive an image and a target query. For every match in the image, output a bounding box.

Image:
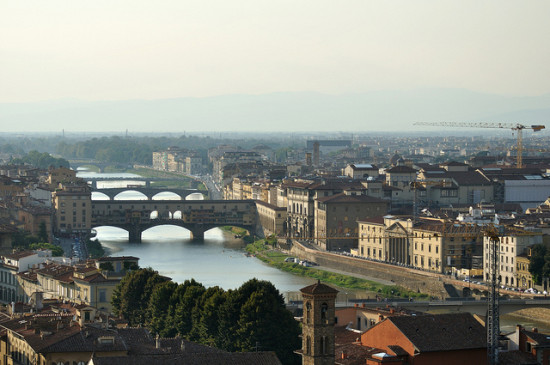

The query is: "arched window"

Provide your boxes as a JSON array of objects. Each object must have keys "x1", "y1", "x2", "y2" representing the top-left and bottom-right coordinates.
[
  {"x1": 306, "y1": 336, "x2": 311, "y2": 355},
  {"x1": 306, "y1": 302, "x2": 312, "y2": 324},
  {"x1": 321, "y1": 303, "x2": 328, "y2": 324}
]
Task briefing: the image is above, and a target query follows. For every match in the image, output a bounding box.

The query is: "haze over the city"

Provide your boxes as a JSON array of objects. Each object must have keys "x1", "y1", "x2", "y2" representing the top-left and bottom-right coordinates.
[{"x1": 2, "y1": 1, "x2": 549, "y2": 133}]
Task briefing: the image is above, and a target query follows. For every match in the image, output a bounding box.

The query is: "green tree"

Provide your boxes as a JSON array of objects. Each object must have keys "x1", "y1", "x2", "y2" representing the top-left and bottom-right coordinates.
[
  {"x1": 111, "y1": 268, "x2": 169, "y2": 325},
  {"x1": 172, "y1": 279, "x2": 206, "y2": 338},
  {"x1": 29, "y1": 243, "x2": 64, "y2": 257},
  {"x1": 38, "y1": 221, "x2": 49, "y2": 243},
  {"x1": 217, "y1": 279, "x2": 301, "y2": 364},
  {"x1": 99, "y1": 262, "x2": 114, "y2": 271},
  {"x1": 529, "y1": 244, "x2": 546, "y2": 285},
  {"x1": 233, "y1": 279, "x2": 301, "y2": 365},
  {"x1": 147, "y1": 281, "x2": 179, "y2": 337},
  {"x1": 191, "y1": 286, "x2": 227, "y2": 346}
]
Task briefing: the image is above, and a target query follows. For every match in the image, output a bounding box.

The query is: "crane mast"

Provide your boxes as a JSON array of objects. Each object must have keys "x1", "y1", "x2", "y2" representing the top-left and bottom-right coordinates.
[{"x1": 414, "y1": 122, "x2": 545, "y2": 168}]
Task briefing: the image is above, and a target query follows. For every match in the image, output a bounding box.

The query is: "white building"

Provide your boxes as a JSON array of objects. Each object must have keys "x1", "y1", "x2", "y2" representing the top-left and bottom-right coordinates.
[
  {"x1": 0, "y1": 250, "x2": 52, "y2": 304},
  {"x1": 483, "y1": 229, "x2": 542, "y2": 288}
]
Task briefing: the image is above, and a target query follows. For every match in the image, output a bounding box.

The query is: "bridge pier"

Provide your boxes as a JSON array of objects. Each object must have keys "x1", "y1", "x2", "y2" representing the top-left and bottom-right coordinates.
[
  {"x1": 190, "y1": 228, "x2": 205, "y2": 241},
  {"x1": 128, "y1": 227, "x2": 143, "y2": 243}
]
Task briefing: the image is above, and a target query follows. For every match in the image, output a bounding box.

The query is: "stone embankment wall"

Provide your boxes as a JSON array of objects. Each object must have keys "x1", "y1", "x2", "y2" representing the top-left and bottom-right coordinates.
[{"x1": 290, "y1": 241, "x2": 449, "y2": 298}]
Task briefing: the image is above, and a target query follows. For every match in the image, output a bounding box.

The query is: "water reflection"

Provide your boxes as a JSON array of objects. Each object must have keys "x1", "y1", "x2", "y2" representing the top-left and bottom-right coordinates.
[{"x1": 95, "y1": 225, "x2": 315, "y2": 292}]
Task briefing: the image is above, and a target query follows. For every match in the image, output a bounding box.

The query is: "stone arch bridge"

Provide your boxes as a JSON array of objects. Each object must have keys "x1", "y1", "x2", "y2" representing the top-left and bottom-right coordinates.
[
  {"x1": 92, "y1": 187, "x2": 202, "y2": 200},
  {"x1": 91, "y1": 199, "x2": 259, "y2": 242}
]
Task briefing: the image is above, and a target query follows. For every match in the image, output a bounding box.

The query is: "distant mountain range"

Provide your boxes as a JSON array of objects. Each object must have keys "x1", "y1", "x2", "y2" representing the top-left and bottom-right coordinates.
[{"x1": 1, "y1": 89, "x2": 549, "y2": 133}]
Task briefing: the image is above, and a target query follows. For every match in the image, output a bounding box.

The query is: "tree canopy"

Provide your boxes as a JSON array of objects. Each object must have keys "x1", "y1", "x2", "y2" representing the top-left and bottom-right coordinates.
[
  {"x1": 529, "y1": 244, "x2": 547, "y2": 285},
  {"x1": 11, "y1": 150, "x2": 69, "y2": 169},
  {"x1": 112, "y1": 270, "x2": 301, "y2": 365}
]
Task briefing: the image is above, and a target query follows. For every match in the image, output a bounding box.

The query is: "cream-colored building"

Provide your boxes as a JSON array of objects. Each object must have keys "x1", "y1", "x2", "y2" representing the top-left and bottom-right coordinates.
[
  {"x1": 17, "y1": 259, "x2": 128, "y2": 314},
  {"x1": 47, "y1": 166, "x2": 78, "y2": 188},
  {"x1": 356, "y1": 216, "x2": 483, "y2": 273},
  {"x1": 483, "y1": 229, "x2": 542, "y2": 288},
  {"x1": 256, "y1": 200, "x2": 287, "y2": 237},
  {"x1": 343, "y1": 164, "x2": 379, "y2": 180},
  {"x1": 516, "y1": 253, "x2": 533, "y2": 289},
  {"x1": 52, "y1": 183, "x2": 92, "y2": 234}
]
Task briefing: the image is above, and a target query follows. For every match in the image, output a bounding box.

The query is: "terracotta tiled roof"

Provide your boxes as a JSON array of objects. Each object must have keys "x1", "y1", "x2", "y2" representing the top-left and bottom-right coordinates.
[
  {"x1": 300, "y1": 280, "x2": 339, "y2": 295},
  {"x1": 2, "y1": 316, "x2": 81, "y2": 353},
  {"x1": 498, "y1": 350, "x2": 538, "y2": 365},
  {"x1": 1, "y1": 250, "x2": 36, "y2": 260},
  {"x1": 386, "y1": 313, "x2": 486, "y2": 352},
  {"x1": 89, "y1": 352, "x2": 282, "y2": 365},
  {"x1": 357, "y1": 216, "x2": 385, "y2": 225},
  {"x1": 309, "y1": 180, "x2": 364, "y2": 191},
  {"x1": 41, "y1": 325, "x2": 129, "y2": 353},
  {"x1": 422, "y1": 170, "x2": 491, "y2": 185},
  {"x1": 386, "y1": 166, "x2": 417, "y2": 173},
  {"x1": 387, "y1": 344, "x2": 408, "y2": 356},
  {"x1": 523, "y1": 329, "x2": 550, "y2": 345},
  {"x1": 316, "y1": 193, "x2": 387, "y2": 204},
  {"x1": 97, "y1": 256, "x2": 139, "y2": 262},
  {"x1": 72, "y1": 272, "x2": 117, "y2": 284},
  {"x1": 255, "y1": 200, "x2": 286, "y2": 210}
]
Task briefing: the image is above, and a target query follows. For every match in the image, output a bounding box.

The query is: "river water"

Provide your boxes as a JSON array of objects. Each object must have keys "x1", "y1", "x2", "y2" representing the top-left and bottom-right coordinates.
[
  {"x1": 79, "y1": 170, "x2": 316, "y2": 296},
  {"x1": 79, "y1": 171, "x2": 550, "y2": 331}
]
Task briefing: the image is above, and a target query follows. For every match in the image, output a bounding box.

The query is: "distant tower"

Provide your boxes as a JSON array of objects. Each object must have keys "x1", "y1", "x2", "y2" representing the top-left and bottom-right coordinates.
[
  {"x1": 305, "y1": 152, "x2": 312, "y2": 166},
  {"x1": 313, "y1": 141, "x2": 320, "y2": 167},
  {"x1": 300, "y1": 280, "x2": 338, "y2": 365}
]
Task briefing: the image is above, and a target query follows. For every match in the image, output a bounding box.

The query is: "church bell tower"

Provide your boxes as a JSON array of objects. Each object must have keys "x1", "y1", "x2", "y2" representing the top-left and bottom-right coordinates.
[{"x1": 299, "y1": 280, "x2": 338, "y2": 365}]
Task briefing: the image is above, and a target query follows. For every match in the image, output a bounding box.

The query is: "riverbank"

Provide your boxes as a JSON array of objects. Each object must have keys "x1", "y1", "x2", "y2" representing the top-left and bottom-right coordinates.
[
  {"x1": 506, "y1": 308, "x2": 550, "y2": 328},
  {"x1": 246, "y1": 239, "x2": 428, "y2": 300}
]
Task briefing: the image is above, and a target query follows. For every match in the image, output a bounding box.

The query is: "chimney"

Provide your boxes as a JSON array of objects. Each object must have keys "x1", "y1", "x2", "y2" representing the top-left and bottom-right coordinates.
[
  {"x1": 532, "y1": 327, "x2": 538, "y2": 333},
  {"x1": 341, "y1": 352, "x2": 346, "y2": 359}
]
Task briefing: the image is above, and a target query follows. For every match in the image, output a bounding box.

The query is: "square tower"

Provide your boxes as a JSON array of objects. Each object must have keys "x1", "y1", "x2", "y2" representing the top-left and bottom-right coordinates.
[{"x1": 300, "y1": 280, "x2": 338, "y2": 365}]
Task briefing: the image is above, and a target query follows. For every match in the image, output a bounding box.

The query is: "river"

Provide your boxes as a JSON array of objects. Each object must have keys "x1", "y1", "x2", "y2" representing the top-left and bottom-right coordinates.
[
  {"x1": 79, "y1": 170, "x2": 550, "y2": 332},
  {"x1": 79, "y1": 170, "x2": 316, "y2": 297}
]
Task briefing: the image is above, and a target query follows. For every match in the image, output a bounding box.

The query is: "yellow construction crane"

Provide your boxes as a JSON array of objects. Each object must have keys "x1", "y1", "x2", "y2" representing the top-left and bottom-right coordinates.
[{"x1": 414, "y1": 122, "x2": 545, "y2": 168}]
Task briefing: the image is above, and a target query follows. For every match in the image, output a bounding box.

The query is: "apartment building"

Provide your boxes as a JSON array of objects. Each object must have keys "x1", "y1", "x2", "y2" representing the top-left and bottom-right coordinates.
[
  {"x1": 52, "y1": 182, "x2": 92, "y2": 234},
  {"x1": 314, "y1": 192, "x2": 388, "y2": 251},
  {"x1": 483, "y1": 228, "x2": 542, "y2": 287}
]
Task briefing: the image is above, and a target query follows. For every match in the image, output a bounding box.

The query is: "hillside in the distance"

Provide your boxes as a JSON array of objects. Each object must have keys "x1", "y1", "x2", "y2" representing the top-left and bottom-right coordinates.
[{"x1": 1, "y1": 89, "x2": 549, "y2": 133}]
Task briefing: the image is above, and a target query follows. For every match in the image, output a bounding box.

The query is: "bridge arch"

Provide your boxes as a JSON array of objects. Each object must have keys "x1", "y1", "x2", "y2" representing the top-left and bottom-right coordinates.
[
  {"x1": 114, "y1": 190, "x2": 148, "y2": 200},
  {"x1": 91, "y1": 199, "x2": 259, "y2": 243},
  {"x1": 151, "y1": 191, "x2": 184, "y2": 200},
  {"x1": 92, "y1": 191, "x2": 110, "y2": 200},
  {"x1": 186, "y1": 192, "x2": 205, "y2": 200}
]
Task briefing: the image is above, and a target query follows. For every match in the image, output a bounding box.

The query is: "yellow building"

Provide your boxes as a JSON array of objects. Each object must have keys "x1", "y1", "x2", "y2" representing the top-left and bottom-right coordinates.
[
  {"x1": 52, "y1": 183, "x2": 92, "y2": 234},
  {"x1": 1, "y1": 317, "x2": 141, "y2": 365},
  {"x1": 17, "y1": 260, "x2": 129, "y2": 314},
  {"x1": 356, "y1": 216, "x2": 483, "y2": 273},
  {"x1": 256, "y1": 200, "x2": 287, "y2": 237},
  {"x1": 516, "y1": 254, "x2": 533, "y2": 289},
  {"x1": 47, "y1": 166, "x2": 78, "y2": 188},
  {"x1": 0, "y1": 175, "x2": 25, "y2": 200}
]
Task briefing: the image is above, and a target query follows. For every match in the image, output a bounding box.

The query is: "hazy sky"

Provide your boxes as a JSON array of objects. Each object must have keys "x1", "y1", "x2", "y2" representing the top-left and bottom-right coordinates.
[{"x1": 2, "y1": 1, "x2": 550, "y2": 103}]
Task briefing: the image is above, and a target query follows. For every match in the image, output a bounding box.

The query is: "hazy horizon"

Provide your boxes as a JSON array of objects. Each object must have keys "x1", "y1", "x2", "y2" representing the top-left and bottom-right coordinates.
[{"x1": 2, "y1": 1, "x2": 549, "y2": 132}]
